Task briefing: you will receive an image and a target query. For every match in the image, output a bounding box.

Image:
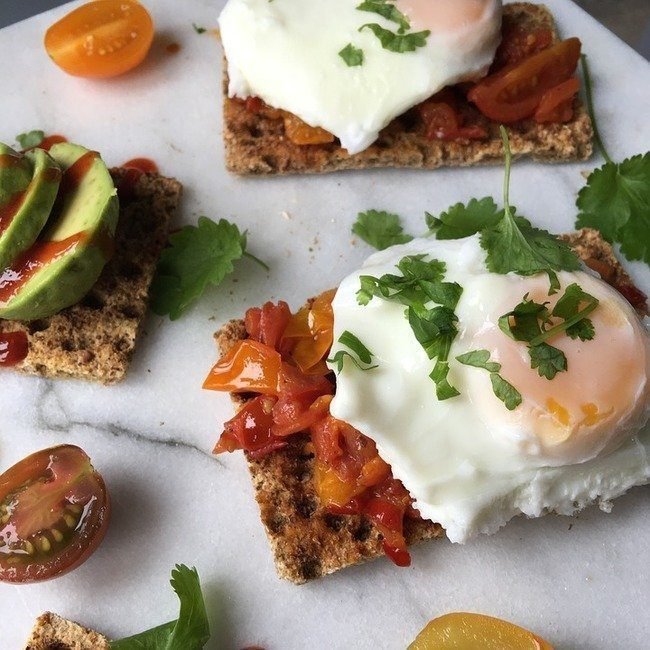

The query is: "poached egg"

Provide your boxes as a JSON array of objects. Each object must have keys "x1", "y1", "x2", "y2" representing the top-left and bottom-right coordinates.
[
  {"x1": 219, "y1": 0, "x2": 502, "y2": 153},
  {"x1": 328, "y1": 236, "x2": 650, "y2": 542}
]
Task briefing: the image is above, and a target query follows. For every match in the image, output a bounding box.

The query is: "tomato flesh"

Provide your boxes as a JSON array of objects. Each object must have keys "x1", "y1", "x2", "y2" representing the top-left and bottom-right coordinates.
[
  {"x1": 534, "y1": 77, "x2": 580, "y2": 123},
  {"x1": 468, "y1": 38, "x2": 581, "y2": 123},
  {"x1": 408, "y1": 612, "x2": 554, "y2": 650},
  {"x1": 0, "y1": 445, "x2": 110, "y2": 584},
  {"x1": 44, "y1": 0, "x2": 154, "y2": 78}
]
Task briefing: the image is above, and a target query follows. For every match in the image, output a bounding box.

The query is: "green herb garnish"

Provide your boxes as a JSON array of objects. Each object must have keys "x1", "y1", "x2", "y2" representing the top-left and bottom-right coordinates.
[
  {"x1": 151, "y1": 217, "x2": 267, "y2": 320},
  {"x1": 192, "y1": 23, "x2": 207, "y2": 34},
  {"x1": 352, "y1": 209, "x2": 413, "y2": 249},
  {"x1": 110, "y1": 565, "x2": 210, "y2": 650},
  {"x1": 425, "y1": 197, "x2": 501, "y2": 240},
  {"x1": 15, "y1": 130, "x2": 44, "y2": 150},
  {"x1": 576, "y1": 57, "x2": 649, "y2": 264},
  {"x1": 338, "y1": 43, "x2": 364, "y2": 67},
  {"x1": 456, "y1": 350, "x2": 522, "y2": 410},
  {"x1": 356, "y1": 0, "x2": 410, "y2": 32},
  {"x1": 359, "y1": 23, "x2": 430, "y2": 53},
  {"x1": 328, "y1": 330, "x2": 378, "y2": 372}
]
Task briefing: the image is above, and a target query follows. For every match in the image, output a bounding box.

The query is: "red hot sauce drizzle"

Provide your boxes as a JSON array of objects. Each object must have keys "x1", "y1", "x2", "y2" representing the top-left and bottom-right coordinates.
[
  {"x1": 0, "y1": 331, "x2": 28, "y2": 366},
  {"x1": 38, "y1": 135, "x2": 68, "y2": 152},
  {"x1": 116, "y1": 157, "x2": 159, "y2": 201}
]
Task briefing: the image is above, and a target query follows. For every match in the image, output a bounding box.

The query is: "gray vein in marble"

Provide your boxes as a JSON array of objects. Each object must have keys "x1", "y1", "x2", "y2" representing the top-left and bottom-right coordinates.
[{"x1": 36, "y1": 382, "x2": 224, "y2": 466}]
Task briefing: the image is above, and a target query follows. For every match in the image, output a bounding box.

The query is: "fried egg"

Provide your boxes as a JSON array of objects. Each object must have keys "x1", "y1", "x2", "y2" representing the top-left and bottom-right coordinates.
[
  {"x1": 328, "y1": 236, "x2": 650, "y2": 542},
  {"x1": 219, "y1": 0, "x2": 502, "y2": 153}
]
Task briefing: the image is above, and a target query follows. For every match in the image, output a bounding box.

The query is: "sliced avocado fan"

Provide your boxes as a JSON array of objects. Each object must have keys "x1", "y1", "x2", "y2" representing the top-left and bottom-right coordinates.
[
  {"x1": 0, "y1": 143, "x2": 119, "y2": 321},
  {"x1": 0, "y1": 143, "x2": 33, "y2": 204},
  {"x1": 0, "y1": 147, "x2": 62, "y2": 271}
]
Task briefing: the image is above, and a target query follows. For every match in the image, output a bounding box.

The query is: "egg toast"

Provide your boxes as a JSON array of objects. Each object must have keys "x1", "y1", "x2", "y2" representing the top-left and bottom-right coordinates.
[
  {"x1": 0, "y1": 169, "x2": 182, "y2": 384},
  {"x1": 222, "y1": 2, "x2": 593, "y2": 175},
  {"x1": 214, "y1": 229, "x2": 647, "y2": 583}
]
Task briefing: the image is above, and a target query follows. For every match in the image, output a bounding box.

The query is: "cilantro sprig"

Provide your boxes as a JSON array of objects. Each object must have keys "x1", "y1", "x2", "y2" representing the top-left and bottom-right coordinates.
[
  {"x1": 151, "y1": 217, "x2": 267, "y2": 320},
  {"x1": 360, "y1": 23, "x2": 430, "y2": 53},
  {"x1": 15, "y1": 130, "x2": 44, "y2": 150},
  {"x1": 356, "y1": 0, "x2": 410, "y2": 32},
  {"x1": 339, "y1": 43, "x2": 364, "y2": 67},
  {"x1": 498, "y1": 283, "x2": 598, "y2": 380},
  {"x1": 576, "y1": 55, "x2": 650, "y2": 265},
  {"x1": 352, "y1": 209, "x2": 413, "y2": 250},
  {"x1": 110, "y1": 564, "x2": 210, "y2": 650},
  {"x1": 456, "y1": 350, "x2": 522, "y2": 410},
  {"x1": 328, "y1": 330, "x2": 378, "y2": 372}
]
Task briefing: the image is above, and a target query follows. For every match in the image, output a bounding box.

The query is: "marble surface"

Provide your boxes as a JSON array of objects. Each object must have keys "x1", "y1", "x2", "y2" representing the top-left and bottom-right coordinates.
[{"x1": 0, "y1": 1, "x2": 649, "y2": 648}]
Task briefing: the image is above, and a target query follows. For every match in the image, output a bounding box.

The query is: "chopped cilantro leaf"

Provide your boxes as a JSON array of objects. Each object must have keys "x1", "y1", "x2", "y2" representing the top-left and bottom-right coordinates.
[
  {"x1": 426, "y1": 197, "x2": 501, "y2": 240},
  {"x1": 529, "y1": 342, "x2": 567, "y2": 380},
  {"x1": 359, "y1": 23, "x2": 430, "y2": 53},
  {"x1": 328, "y1": 330, "x2": 378, "y2": 373},
  {"x1": 430, "y1": 360, "x2": 460, "y2": 400},
  {"x1": 498, "y1": 296, "x2": 549, "y2": 343},
  {"x1": 110, "y1": 565, "x2": 210, "y2": 650},
  {"x1": 339, "y1": 43, "x2": 364, "y2": 67},
  {"x1": 455, "y1": 349, "x2": 500, "y2": 373},
  {"x1": 566, "y1": 318, "x2": 595, "y2": 341},
  {"x1": 15, "y1": 130, "x2": 44, "y2": 150},
  {"x1": 408, "y1": 305, "x2": 457, "y2": 361},
  {"x1": 352, "y1": 209, "x2": 412, "y2": 249},
  {"x1": 192, "y1": 23, "x2": 207, "y2": 34},
  {"x1": 151, "y1": 217, "x2": 267, "y2": 320},
  {"x1": 356, "y1": 0, "x2": 410, "y2": 32}
]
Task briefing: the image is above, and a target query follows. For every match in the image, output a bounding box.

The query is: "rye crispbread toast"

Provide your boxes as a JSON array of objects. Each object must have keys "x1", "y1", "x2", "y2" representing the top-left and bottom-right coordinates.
[
  {"x1": 25, "y1": 612, "x2": 110, "y2": 650},
  {"x1": 215, "y1": 229, "x2": 647, "y2": 584},
  {"x1": 0, "y1": 170, "x2": 182, "y2": 384},
  {"x1": 222, "y1": 3, "x2": 593, "y2": 176}
]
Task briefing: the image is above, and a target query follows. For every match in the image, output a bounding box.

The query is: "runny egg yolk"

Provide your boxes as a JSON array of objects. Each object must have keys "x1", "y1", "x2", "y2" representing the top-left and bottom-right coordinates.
[
  {"x1": 396, "y1": 0, "x2": 495, "y2": 33},
  {"x1": 467, "y1": 274, "x2": 649, "y2": 466}
]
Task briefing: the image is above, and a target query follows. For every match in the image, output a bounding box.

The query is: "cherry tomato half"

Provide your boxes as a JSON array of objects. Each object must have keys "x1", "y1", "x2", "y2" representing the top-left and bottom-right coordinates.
[
  {"x1": 468, "y1": 38, "x2": 581, "y2": 123},
  {"x1": 0, "y1": 445, "x2": 110, "y2": 583},
  {"x1": 44, "y1": 0, "x2": 154, "y2": 79},
  {"x1": 408, "y1": 612, "x2": 554, "y2": 650}
]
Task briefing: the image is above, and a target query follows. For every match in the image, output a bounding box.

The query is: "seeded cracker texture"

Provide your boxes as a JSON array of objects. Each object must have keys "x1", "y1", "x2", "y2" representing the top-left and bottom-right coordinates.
[
  {"x1": 0, "y1": 169, "x2": 182, "y2": 384},
  {"x1": 24, "y1": 612, "x2": 110, "y2": 650},
  {"x1": 222, "y1": 3, "x2": 593, "y2": 176},
  {"x1": 215, "y1": 231, "x2": 647, "y2": 584}
]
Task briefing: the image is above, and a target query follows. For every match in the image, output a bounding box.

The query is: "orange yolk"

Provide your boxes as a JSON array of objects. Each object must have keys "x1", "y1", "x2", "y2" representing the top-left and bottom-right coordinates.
[{"x1": 395, "y1": 0, "x2": 494, "y2": 33}]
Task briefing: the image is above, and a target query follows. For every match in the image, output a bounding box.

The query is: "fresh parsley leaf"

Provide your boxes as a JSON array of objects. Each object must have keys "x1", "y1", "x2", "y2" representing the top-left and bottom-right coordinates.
[
  {"x1": 481, "y1": 127, "x2": 581, "y2": 276},
  {"x1": 328, "y1": 330, "x2": 378, "y2": 372},
  {"x1": 352, "y1": 209, "x2": 412, "y2": 249},
  {"x1": 490, "y1": 373, "x2": 523, "y2": 411},
  {"x1": 418, "y1": 280, "x2": 463, "y2": 310},
  {"x1": 192, "y1": 23, "x2": 207, "y2": 34},
  {"x1": 498, "y1": 296, "x2": 549, "y2": 343},
  {"x1": 576, "y1": 154, "x2": 650, "y2": 264},
  {"x1": 529, "y1": 342, "x2": 567, "y2": 380},
  {"x1": 426, "y1": 198, "x2": 501, "y2": 240},
  {"x1": 576, "y1": 54, "x2": 650, "y2": 265},
  {"x1": 339, "y1": 43, "x2": 364, "y2": 67},
  {"x1": 359, "y1": 23, "x2": 430, "y2": 53},
  {"x1": 151, "y1": 217, "x2": 267, "y2": 320},
  {"x1": 408, "y1": 305, "x2": 457, "y2": 360},
  {"x1": 356, "y1": 0, "x2": 410, "y2": 31},
  {"x1": 430, "y1": 360, "x2": 459, "y2": 400},
  {"x1": 566, "y1": 318, "x2": 595, "y2": 341},
  {"x1": 456, "y1": 349, "x2": 522, "y2": 411},
  {"x1": 16, "y1": 130, "x2": 44, "y2": 150},
  {"x1": 110, "y1": 565, "x2": 210, "y2": 650},
  {"x1": 551, "y1": 283, "x2": 594, "y2": 320}
]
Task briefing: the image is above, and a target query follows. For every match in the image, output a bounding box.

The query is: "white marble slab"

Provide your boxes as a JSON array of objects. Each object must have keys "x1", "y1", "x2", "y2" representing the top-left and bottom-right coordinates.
[{"x1": 0, "y1": 0, "x2": 648, "y2": 648}]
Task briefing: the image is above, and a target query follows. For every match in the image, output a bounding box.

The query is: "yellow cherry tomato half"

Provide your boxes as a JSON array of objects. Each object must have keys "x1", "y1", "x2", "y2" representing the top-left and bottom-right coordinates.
[
  {"x1": 409, "y1": 612, "x2": 554, "y2": 650},
  {"x1": 44, "y1": 0, "x2": 154, "y2": 78}
]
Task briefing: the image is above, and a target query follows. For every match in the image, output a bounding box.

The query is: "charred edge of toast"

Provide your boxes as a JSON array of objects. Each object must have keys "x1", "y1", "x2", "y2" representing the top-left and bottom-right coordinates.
[
  {"x1": 25, "y1": 612, "x2": 110, "y2": 650},
  {"x1": 222, "y1": 2, "x2": 593, "y2": 176},
  {"x1": 0, "y1": 170, "x2": 183, "y2": 385},
  {"x1": 214, "y1": 229, "x2": 646, "y2": 583}
]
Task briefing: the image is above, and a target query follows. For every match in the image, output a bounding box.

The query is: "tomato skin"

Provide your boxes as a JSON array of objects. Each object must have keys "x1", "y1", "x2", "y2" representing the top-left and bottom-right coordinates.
[
  {"x1": 534, "y1": 77, "x2": 580, "y2": 123},
  {"x1": 44, "y1": 0, "x2": 154, "y2": 79},
  {"x1": 417, "y1": 90, "x2": 487, "y2": 142},
  {"x1": 283, "y1": 113, "x2": 335, "y2": 145},
  {"x1": 0, "y1": 445, "x2": 110, "y2": 584},
  {"x1": 468, "y1": 38, "x2": 581, "y2": 123},
  {"x1": 245, "y1": 301, "x2": 292, "y2": 353}
]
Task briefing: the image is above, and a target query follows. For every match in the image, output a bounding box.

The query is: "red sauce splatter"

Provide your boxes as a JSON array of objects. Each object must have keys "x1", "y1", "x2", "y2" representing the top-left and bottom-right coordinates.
[
  {"x1": 0, "y1": 232, "x2": 87, "y2": 305},
  {"x1": 116, "y1": 158, "x2": 159, "y2": 201},
  {"x1": 123, "y1": 158, "x2": 159, "y2": 174},
  {"x1": 58, "y1": 151, "x2": 98, "y2": 196},
  {"x1": 0, "y1": 191, "x2": 27, "y2": 237},
  {"x1": 0, "y1": 331, "x2": 28, "y2": 366},
  {"x1": 0, "y1": 152, "x2": 24, "y2": 169},
  {"x1": 37, "y1": 135, "x2": 68, "y2": 152},
  {"x1": 166, "y1": 42, "x2": 181, "y2": 54}
]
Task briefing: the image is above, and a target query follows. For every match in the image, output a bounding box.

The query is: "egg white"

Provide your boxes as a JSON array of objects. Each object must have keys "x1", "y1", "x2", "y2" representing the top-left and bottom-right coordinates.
[{"x1": 328, "y1": 236, "x2": 650, "y2": 542}]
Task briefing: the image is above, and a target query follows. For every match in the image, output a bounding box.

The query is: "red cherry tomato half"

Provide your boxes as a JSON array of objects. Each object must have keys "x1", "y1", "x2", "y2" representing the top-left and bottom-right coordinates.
[{"x1": 0, "y1": 445, "x2": 110, "y2": 583}]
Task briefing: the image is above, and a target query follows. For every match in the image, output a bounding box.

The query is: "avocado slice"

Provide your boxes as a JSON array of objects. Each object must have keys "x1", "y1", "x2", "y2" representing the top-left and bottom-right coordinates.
[
  {"x1": 0, "y1": 143, "x2": 33, "y2": 204},
  {"x1": 0, "y1": 143, "x2": 119, "y2": 321},
  {"x1": 0, "y1": 147, "x2": 62, "y2": 271}
]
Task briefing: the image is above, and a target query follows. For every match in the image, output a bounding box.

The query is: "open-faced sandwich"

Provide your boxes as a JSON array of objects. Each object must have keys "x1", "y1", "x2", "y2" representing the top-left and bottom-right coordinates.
[
  {"x1": 220, "y1": 0, "x2": 593, "y2": 174},
  {"x1": 0, "y1": 136, "x2": 182, "y2": 383},
  {"x1": 204, "y1": 137, "x2": 649, "y2": 583}
]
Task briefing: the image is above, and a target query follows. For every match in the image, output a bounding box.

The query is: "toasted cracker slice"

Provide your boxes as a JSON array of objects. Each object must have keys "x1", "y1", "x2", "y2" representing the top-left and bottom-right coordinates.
[
  {"x1": 215, "y1": 229, "x2": 646, "y2": 583},
  {"x1": 25, "y1": 612, "x2": 110, "y2": 650},
  {"x1": 222, "y1": 2, "x2": 593, "y2": 176},
  {"x1": 0, "y1": 170, "x2": 182, "y2": 384}
]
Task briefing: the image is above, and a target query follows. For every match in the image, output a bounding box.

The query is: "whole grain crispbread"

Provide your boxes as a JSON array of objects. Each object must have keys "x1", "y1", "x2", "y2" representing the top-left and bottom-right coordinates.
[
  {"x1": 222, "y1": 3, "x2": 593, "y2": 176},
  {"x1": 25, "y1": 612, "x2": 110, "y2": 650},
  {"x1": 215, "y1": 229, "x2": 646, "y2": 583},
  {"x1": 0, "y1": 169, "x2": 182, "y2": 384}
]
